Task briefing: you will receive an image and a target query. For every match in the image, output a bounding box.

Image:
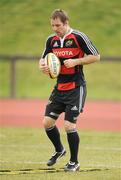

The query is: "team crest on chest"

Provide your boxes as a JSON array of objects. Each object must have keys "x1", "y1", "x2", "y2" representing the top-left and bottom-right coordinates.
[{"x1": 65, "y1": 40, "x2": 73, "y2": 47}]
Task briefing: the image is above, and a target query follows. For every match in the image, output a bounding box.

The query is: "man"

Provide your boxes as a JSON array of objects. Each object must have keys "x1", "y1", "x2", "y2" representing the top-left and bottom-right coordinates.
[{"x1": 39, "y1": 9, "x2": 100, "y2": 172}]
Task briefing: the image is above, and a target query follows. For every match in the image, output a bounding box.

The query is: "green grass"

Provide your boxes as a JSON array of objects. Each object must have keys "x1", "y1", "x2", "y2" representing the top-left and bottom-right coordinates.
[
  {"x1": 0, "y1": 0, "x2": 121, "y2": 56},
  {"x1": 0, "y1": 128, "x2": 121, "y2": 179},
  {"x1": 0, "y1": 60, "x2": 120, "y2": 100}
]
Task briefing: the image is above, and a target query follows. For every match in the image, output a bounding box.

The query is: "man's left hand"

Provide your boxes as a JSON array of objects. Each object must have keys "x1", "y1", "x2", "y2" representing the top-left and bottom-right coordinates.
[{"x1": 64, "y1": 59, "x2": 77, "y2": 68}]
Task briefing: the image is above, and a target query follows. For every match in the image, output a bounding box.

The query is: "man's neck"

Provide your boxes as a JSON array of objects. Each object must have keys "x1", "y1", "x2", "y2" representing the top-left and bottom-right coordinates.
[
  {"x1": 66, "y1": 26, "x2": 71, "y2": 34},
  {"x1": 60, "y1": 26, "x2": 71, "y2": 38}
]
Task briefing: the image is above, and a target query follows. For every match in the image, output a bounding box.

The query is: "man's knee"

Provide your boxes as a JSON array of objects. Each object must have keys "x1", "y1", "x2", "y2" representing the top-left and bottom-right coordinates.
[
  {"x1": 64, "y1": 120, "x2": 76, "y2": 132},
  {"x1": 43, "y1": 116, "x2": 56, "y2": 129}
]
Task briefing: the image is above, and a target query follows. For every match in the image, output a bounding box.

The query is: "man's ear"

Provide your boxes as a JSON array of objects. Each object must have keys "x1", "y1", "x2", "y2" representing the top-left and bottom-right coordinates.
[{"x1": 64, "y1": 20, "x2": 69, "y2": 26}]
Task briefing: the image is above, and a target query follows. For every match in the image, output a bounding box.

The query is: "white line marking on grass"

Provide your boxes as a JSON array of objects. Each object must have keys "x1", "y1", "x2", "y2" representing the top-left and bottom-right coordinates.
[
  {"x1": 85, "y1": 164, "x2": 121, "y2": 169},
  {"x1": 83, "y1": 146, "x2": 121, "y2": 151},
  {"x1": 0, "y1": 160, "x2": 46, "y2": 164},
  {"x1": 0, "y1": 144, "x2": 41, "y2": 148}
]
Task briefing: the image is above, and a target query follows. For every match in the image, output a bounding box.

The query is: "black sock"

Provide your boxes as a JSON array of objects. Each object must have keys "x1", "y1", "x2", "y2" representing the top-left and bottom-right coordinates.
[
  {"x1": 45, "y1": 126, "x2": 63, "y2": 152},
  {"x1": 67, "y1": 130, "x2": 80, "y2": 163}
]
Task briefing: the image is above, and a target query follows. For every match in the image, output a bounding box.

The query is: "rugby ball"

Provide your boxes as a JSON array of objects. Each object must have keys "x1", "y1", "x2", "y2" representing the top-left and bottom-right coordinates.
[{"x1": 45, "y1": 53, "x2": 61, "y2": 79}]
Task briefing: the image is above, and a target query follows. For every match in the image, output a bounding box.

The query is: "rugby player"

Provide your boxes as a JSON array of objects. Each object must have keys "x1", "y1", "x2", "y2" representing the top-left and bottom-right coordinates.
[{"x1": 39, "y1": 9, "x2": 100, "y2": 172}]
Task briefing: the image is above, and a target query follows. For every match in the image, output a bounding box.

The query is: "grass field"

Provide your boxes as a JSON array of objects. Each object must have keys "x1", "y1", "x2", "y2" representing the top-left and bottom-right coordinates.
[
  {"x1": 0, "y1": 128, "x2": 121, "y2": 179},
  {"x1": 0, "y1": 0, "x2": 121, "y2": 56},
  {"x1": 0, "y1": 2, "x2": 121, "y2": 179}
]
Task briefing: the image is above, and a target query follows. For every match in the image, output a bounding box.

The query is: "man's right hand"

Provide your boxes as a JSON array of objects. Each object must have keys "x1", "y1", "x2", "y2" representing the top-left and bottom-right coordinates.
[{"x1": 39, "y1": 58, "x2": 50, "y2": 75}]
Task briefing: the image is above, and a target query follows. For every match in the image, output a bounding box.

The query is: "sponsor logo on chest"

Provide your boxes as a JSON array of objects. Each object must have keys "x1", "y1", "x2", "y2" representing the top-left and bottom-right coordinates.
[{"x1": 53, "y1": 50, "x2": 73, "y2": 57}]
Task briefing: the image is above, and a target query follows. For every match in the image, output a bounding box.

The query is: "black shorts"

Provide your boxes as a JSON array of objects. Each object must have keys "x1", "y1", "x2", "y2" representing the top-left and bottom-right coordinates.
[{"x1": 45, "y1": 85, "x2": 87, "y2": 123}]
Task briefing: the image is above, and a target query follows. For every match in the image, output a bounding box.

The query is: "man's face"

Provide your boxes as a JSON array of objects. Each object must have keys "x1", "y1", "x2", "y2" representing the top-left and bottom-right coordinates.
[{"x1": 51, "y1": 18, "x2": 68, "y2": 38}]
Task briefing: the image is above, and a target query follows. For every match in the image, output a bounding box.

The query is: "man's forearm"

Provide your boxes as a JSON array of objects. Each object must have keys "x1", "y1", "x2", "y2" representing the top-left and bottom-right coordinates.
[{"x1": 76, "y1": 54, "x2": 100, "y2": 65}]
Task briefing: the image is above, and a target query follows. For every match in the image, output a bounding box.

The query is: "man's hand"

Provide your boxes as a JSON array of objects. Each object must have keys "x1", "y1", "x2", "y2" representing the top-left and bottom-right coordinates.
[
  {"x1": 64, "y1": 59, "x2": 77, "y2": 68},
  {"x1": 39, "y1": 58, "x2": 50, "y2": 75}
]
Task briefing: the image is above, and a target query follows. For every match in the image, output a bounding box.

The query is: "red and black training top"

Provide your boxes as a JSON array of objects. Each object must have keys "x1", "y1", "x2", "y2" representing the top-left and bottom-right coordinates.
[{"x1": 42, "y1": 29, "x2": 99, "y2": 91}]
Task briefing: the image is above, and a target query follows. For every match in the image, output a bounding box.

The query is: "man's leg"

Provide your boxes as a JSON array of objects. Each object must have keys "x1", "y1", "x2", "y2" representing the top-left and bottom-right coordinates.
[
  {"x1": 43, "y1": 116, "x2": 63, "y2": 152},
  {"x1": 43, "y1": 116, "x2": 66, "y2": 166},
  {"x1": 64, "y1": 120, "x2": 80, "y2": 171}
]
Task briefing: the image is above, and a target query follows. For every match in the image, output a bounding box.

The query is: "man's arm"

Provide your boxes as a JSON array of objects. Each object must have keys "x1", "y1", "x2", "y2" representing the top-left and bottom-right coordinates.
[
  {"x1": 64, "y1": 31, "x2": 100, "y2": 68},
  {"x1": 39, "y1": 37, "x2": 52, "y2": 75},
  {"x1": 64, "y1": 54, "x2": 100, "y2": 68},
  {"x1": 77, "y1": 54, "x2": 100, "y2": 65}
]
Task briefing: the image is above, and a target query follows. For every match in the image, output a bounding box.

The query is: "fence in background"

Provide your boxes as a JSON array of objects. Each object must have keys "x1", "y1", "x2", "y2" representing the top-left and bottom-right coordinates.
[{"x1": 0, "y1": 54, "x2": 121, "y2": 98}]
